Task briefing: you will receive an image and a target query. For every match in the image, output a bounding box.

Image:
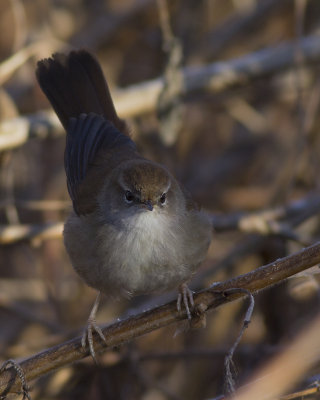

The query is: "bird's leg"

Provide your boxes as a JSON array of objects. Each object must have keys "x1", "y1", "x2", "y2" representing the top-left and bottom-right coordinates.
[
  {"x1": 177, "y1": 283, "x2": 194, "y2": 320},
  {"x1": 81, "y1": 292, "x2": 107, "y2": 363}
]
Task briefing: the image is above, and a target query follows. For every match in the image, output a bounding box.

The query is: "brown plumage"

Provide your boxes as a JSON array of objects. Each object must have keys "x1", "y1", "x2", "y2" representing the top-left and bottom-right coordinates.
[
  {"x1": 36, "y1": 50, "x2": 128, "y2": 133},
  {"x1": 36, "y1": 50, "x2": 212, "y2": 361}
]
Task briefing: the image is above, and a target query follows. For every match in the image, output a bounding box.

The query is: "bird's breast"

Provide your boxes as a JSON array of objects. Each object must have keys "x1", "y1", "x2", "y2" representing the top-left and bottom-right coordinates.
[
  {"x1": 98, "y1": 209, "x2": 192, "y2": 295},
  {"x1": 64, "y1": 208, "x2": 210, "y2": 297}
]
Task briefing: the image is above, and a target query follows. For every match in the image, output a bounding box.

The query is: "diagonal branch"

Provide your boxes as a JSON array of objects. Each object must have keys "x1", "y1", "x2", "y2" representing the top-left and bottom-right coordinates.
[{"x1": 1, "y1": 241, "x2": 320, "y2": 396}]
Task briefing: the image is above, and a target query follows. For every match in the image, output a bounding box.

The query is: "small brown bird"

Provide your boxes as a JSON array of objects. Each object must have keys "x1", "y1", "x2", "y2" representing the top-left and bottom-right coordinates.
[{"x1": 36, "y1": 50, "x2": 212, "y2": 360}]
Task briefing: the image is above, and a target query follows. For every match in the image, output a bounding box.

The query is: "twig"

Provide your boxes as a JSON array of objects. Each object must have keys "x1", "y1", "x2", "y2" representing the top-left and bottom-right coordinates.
[
  {"x1": 0, "y1": 360, "x2": 30, "y2": 400},
  {"x1": 1, "y1": 241, "x2": 320, "y2": 396},
  {"x1": 0, "y1": 200, "x2": 69, "y2": 212},
  {"x1": 227, "y1": 312, "x2": 320, "y2": 400},
  {"x1": 223, "y1": 289, "x2": 254, "y2": 395},
  {"x1": 0, "y1": 222, "x2": 63, "y2": 245},
  {"x1": 0, "y1": 41, "x2": 58, "y2": 86},
  {"x1": 2, "y1": 34, "x2": 320, "y2": 151},
  {"x1": 211, "y1": 192, "x2": 320, "y2": 234},
  {"x1": 269, "y1": 0, "x2": 308, "y2": 204},
  {"x1": 156, "y1": 0, "x2": 184, "y2": 145},
  {"x1": 114, "y1": 34, "x2": 320, "y2": 118},
  {"x1": 0, "y1": 112, "x2": 61, "y2": 152},
  {"x1": 9, "y1": 0, "x2": 27, "y2": 52},
  {"x1": 279, "y1": 381, "x2": 320, "y2": 399},
  {"x1": 0, "y1": 192, "x2": 319, "y2": 245},
  {"x1": 156, "y1": 0, "x2": 174, "y2": 46}
]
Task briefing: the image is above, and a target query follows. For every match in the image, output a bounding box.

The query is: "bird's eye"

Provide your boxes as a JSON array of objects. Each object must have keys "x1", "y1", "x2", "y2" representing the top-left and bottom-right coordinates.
[
  {"x1": 160, "y1": 193, "x2": 166, "y2": 205},
  {"x1": 125, "y1": 190, "x2": 134, "y2": 203}
]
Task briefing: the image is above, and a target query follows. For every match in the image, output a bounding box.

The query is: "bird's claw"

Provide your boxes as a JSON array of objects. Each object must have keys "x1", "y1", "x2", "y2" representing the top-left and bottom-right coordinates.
[
  {"x1": 80, "y1": 292, "x2": 107, "y2": 363},
  {"x1": 177, "y1": 283, "x2": 194, "y2": 320},
  {"x1": 81, "y1": 317, "x2": 107, "y2": 363}
]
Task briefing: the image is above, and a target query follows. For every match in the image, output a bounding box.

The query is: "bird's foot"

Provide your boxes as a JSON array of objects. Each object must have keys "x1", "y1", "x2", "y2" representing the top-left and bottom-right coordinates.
[
  {"x1": 177, "y1": 283, "x2": 194, "y2": 320},
  {"x1": 81, "y1": 316, "x2": 107, "y2": 364},
  {"x1": 81, "y1": 292, "x2": 107, "y2": 363}
]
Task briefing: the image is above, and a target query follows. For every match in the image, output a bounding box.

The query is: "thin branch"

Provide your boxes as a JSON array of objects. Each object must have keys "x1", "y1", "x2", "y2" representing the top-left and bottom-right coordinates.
[
  {"x1": 0, "y1": 222, "x2": 63, "y2": 244},
  {"x1": 114, "y1": 34, "x2": 320, "y2": 117},
  {"x1": 0, "y1": 192, "x2": 319, "y2": 245},
  {"x1": 0, "y1": 40, "x2": 60, "y2": 86},
  {"x1": 156, "y1": 0, "x2": 184, "y2": 145},
  {"x1": 211, "y1": 192, "x2": 320, "y2": 234},
  {"x1": 157, "y1": 0, "x2": 174, "y2": 46},
  {"x1": 224, "y1": 289, "x2": 255, "y2": 395},
  {"x1": 2, "y1": 34, "x2": 320, "y2": 151},
  {"x1": 228, "y1": 312, "x2": 320, "y2": 400},
  {"x1": 1, "y1": 241, "x2": 320, "y2": 396},
  {"x1": 9, "y1": 0, "x2": 27, "y2": 51},
  {"x1": 0, "y1": 200, "x2": 69, "y2": 212},
  {"x1": 0, "y1": 360, "x2": 30, "y2": 400},
  {"x1": 279, "y1": 383, "x2": 320, "y2": 399},
  {"x1": 0, "y1": 112, "x2": 61, "y2": 152}
]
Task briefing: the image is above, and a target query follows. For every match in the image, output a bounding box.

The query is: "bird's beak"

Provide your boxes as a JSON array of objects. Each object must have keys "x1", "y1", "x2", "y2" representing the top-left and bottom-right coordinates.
[{"x1": 142, "y1": 200, "x2": 153, "y2": 211}]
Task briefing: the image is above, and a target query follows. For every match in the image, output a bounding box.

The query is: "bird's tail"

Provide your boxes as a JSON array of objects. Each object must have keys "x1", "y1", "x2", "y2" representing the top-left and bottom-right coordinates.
[{"x1": 36, "y1": 50, "x2": 127, "y2": 134}]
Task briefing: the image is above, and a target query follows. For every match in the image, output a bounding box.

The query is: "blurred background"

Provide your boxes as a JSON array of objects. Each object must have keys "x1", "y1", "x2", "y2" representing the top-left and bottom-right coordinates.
[{"x1": 1, "y1": 0, "x2": 320, "y2": 399}]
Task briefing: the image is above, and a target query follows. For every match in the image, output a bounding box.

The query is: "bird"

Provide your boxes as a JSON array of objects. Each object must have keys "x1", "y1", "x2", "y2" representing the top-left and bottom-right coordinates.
[{"x1": 36, "y1": 50, "x2": 212, "y2": 361}]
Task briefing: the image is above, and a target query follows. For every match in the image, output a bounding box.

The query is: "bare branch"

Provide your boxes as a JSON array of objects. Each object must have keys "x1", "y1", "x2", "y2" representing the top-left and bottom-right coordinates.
[
  {"x1": 1, "y1": 241, "x2": 320, "y2": 396},
  {"x1": 0, "y1": 112, "x2": 61, "y2": 152},
  {"x1": 0, "y1": 193, "x2": 319, "y2": 245},
  {"x1": 114, "y1": 34, "x2": 320, "y2": 117},
  {"x1": 0, "y1": 199, "x2": 69, "y2": 212},
  {"x1": 279, "y1": 383, "x2": 320, "y2": 399},
  {"x1": 211, "y1": 192, "x2": 320, "y2": 235},
  {"x1": 0, "y1": 222, "x2": 63, "y2": 244},
  {"x1": 2, "y1": 34, "x2": 320, "y2": 151},
  {"x1": 0, "y1": 40, "x2": 61, "y2": 86}
]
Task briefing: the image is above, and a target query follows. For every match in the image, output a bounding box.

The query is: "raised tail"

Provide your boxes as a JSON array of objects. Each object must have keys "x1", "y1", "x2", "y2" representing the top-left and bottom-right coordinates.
[{"x1": 36, "y1": 50, "x2": 127, "y2": 134}]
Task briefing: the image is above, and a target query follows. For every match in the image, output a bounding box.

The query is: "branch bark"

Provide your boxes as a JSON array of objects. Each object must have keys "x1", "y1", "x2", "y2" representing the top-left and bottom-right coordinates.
[{"x1": 1, "y1": 241, "x2": 320, "y2": 396}]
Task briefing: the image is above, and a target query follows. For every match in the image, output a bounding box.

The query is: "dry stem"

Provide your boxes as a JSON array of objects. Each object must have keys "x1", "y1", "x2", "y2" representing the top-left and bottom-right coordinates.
[
  {"x1": 0, "y1": 241, "x2": 320, "y2": 396},
  {"x1": 2, "y1": 34, "x2": 320, "y2": 151}
]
